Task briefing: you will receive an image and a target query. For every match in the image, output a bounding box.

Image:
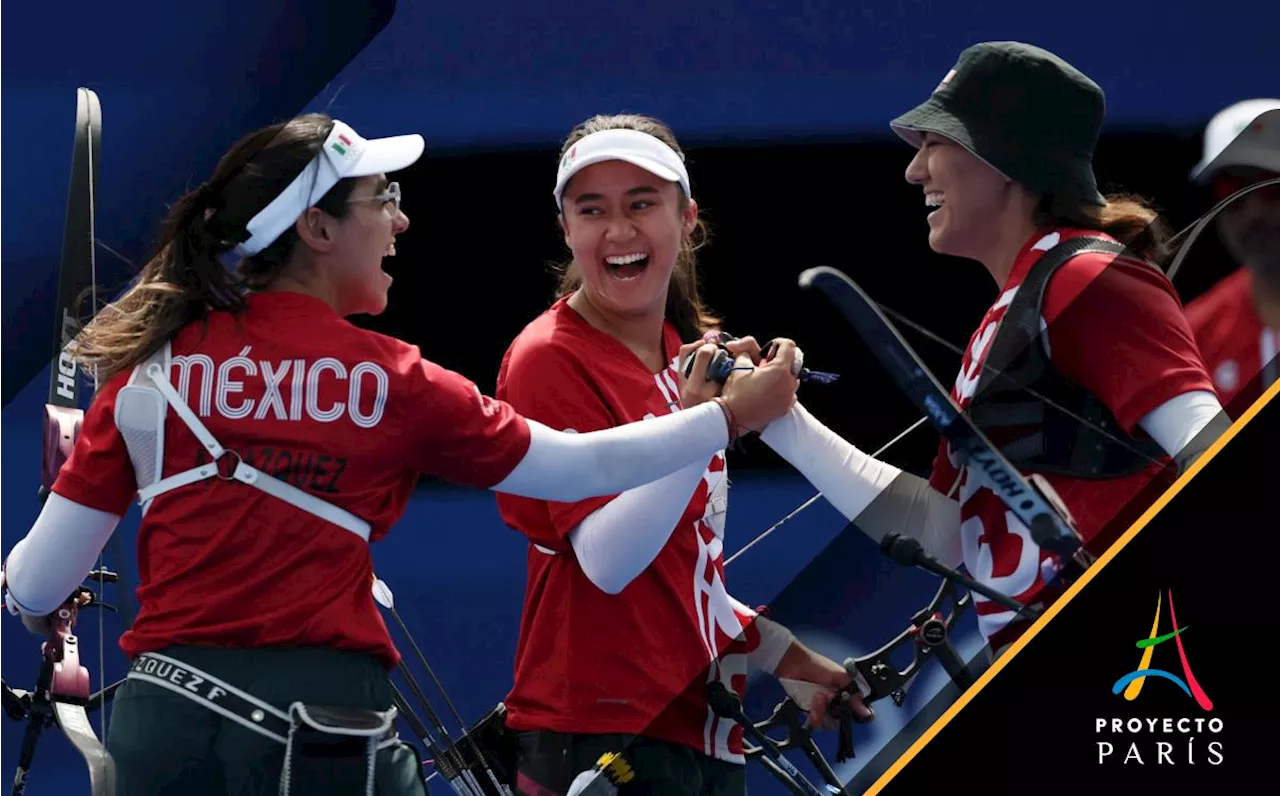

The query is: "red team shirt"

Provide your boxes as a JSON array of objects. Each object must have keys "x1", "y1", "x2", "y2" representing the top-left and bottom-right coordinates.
[
  {"x1": 495, "y1": 296, "x2": 762, "y2": 765},
  {"x1": 1185, "y1": 267, "x2": 1278, "y2": 415},
  {"x1": 928, "y1": 228, "x2": 1216, "y2": 652},
  {"x1": 51, "y1": 291, "x2": 531, "y2": 669}
]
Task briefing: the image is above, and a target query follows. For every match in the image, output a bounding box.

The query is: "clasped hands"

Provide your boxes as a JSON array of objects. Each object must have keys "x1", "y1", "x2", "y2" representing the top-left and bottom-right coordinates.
[{"x1": 675, "y1": 333, "x2": 802, "y2": 437}]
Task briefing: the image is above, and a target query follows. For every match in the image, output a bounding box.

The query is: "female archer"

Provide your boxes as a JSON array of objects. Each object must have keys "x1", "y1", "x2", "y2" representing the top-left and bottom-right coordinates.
[
  {"x1": 493, "y1": 113, "x2": 873, "y2": 796},
  {"x1": 741, "y1": 42, "x2": 1229, "y2": 661},
  {"x1": 0, "y1": 113, "x2": 800, "y2": 795}
]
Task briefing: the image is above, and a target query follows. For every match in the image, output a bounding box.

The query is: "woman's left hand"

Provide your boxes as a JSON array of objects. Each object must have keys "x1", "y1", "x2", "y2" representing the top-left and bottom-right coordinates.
[{"x1": 676, "y1": 340, "x2": 724, "y2": 409}]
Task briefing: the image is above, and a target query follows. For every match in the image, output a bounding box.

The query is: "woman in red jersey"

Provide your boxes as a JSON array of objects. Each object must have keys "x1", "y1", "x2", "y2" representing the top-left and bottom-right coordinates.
[
  {"x1": 744, "y1": 42, "x2": 1232, "y2": 665},
  {"x1": 0, "y1": 114, "x2": 801, "y2": 796},
  {"x1": 494, "y1": 114, "x2": 873, "y2": 796}
]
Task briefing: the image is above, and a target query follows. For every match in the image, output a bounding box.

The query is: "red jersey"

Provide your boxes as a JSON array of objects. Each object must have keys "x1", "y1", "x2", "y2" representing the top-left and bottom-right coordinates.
[
  {"x1": 51, "y1": 290, "x2": 531, "y2": 669},
  {"x1": 928, "y1": 228, "x2": 1215, "y2": 651},
  {"x1": 1185, "y1": 267, "x2": 1278, "y2": 415},
  {"x1": 495, "y1": 296, "x2": 761, "y2": 765}
]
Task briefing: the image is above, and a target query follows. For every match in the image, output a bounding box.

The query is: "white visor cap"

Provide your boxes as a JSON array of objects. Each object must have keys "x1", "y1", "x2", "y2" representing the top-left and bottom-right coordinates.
[
  {"x1": 553, "y1": 128, "x2": 691, "y2": 211},
  {"x1": 1190, "y1": 100, "x2": 1280, "y2": 183},
  {"x1": 234, "y1": 119, "x2": 425, "y2": 258}
]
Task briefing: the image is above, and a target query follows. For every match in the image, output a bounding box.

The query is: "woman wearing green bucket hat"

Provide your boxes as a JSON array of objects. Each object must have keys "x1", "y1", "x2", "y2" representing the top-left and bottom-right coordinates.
[{"x1": 744, "y1": 42, "x2": 1233, "y2": 661}]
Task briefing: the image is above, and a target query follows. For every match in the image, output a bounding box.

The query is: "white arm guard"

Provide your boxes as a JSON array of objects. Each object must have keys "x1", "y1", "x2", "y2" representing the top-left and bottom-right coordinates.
[
  {"x1": 729, "y1": 596, "x2": 795, "y2": 675},
  {"x1": 493, "y1": 402, "x2": 728, "y2": 502},
  {"x1": 4, "y1": 493, "x2": 121, "y2": 617},
  {"x1": 568, "y1": 459, "x2": 710, "y2": 595},
  {"x1": 761, "y1": 402, "x2": 963, "y2": 567}
]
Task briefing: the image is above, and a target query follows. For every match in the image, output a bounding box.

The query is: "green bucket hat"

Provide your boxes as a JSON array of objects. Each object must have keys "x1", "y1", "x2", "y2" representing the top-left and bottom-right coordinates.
[{"x1": 890, "y1": 41, "x2": 1107, "y2": 207}]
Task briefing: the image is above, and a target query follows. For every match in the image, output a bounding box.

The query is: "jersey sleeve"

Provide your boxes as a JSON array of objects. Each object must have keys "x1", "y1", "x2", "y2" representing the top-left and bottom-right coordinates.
[
  {"x1": 1183, "y1": 268, "x2": 1258, "y2": 399},
  {"x1": 403, "y1": 356, "x2": 532, "y2": 488},
  {"x1": 1042, "y1": 253, "x2": 1218, "y2": 434},
  {"x1": 494, "y1": 336, "x2": 624, "y2": 546},
  {"x1": 50, "y1": 375, "x2": 138, "y2": 517}
]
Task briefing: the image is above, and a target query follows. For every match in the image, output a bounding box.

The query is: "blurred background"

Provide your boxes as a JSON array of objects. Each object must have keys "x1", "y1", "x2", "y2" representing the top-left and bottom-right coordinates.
[{"x1": 4, "y1": 0, "x2": 1277, "y2": 792}]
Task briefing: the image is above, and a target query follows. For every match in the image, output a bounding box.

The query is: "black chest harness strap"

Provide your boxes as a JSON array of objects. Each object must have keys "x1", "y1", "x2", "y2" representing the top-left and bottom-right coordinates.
[{"x1": 967, "y1": 235, "x2": 1169, "y2": 480}]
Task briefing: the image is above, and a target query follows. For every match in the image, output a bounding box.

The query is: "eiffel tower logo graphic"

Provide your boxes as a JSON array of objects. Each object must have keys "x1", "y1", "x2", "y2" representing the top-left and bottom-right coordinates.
[{"x1": 1111, "y1": 589, "x2": 1213, "y2": 711}]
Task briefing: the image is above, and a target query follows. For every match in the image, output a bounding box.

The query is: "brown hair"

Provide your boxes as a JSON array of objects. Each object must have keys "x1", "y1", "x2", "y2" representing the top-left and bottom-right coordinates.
[
  {"x1": 1033, "y1": 192, "x2": 1174, "y2": 265},
  {"x1": 68, "y1": 113, "x2": 360, "y2": 385},
  {"x1": 552, "y1": 113, "x2": 719, "y2": 342}
]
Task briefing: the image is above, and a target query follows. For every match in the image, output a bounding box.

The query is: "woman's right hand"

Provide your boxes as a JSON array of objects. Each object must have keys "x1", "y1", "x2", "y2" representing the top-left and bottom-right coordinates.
[{"x1": 720, "y1": 337, "x2": 800, "y2": 433}]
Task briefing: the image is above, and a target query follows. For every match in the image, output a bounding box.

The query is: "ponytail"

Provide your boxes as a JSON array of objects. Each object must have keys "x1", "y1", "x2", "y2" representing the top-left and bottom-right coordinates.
[
  {"x1": 1035, "y1": 192, "x2": 1175, "y2": 266},
  {"x1": 69, "y1": 114, "x2": 357, "y2": 386},
  {"x1": 69, "y1": 181, "x2": 242, "y2": 385}
]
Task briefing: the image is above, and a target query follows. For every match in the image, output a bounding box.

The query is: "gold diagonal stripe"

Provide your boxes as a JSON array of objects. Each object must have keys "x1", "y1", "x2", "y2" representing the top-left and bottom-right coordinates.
[{"x1": 862, "y1": 376, "x2": 1280, "y2": 795}]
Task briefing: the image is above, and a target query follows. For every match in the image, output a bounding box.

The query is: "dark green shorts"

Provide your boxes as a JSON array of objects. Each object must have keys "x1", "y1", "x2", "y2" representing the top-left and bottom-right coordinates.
[{"x1": 105, "y1": 645, "x2": 429, "y2": 796}]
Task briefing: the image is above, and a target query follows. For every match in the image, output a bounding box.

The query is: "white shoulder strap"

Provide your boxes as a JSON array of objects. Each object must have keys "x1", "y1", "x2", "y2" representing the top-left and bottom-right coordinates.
[{"x1": 117, "y1": 342, "x2": 372, "y2": 542}]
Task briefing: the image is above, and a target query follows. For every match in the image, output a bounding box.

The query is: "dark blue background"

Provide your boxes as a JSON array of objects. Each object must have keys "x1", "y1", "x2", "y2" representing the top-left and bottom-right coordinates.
[
  {"x1": 6, "y1": 0, "x2": 1278, "y2": 405},
  {"x1": 4, "y1": 0, "x2": 1275, "y2": 792}
]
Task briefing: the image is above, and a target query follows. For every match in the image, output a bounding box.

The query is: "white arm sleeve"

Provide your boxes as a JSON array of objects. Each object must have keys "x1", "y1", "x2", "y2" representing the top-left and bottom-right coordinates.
[
  {"x1": 1137, "y1": 390, "x2": 1226, "y2": 459},
  {"x1": 729, "y1": 596, "x2": 795, "y2": 675},
  {"x1": 760, "y1": 403, "x2": 963, "y2": 567},
  {"x1": 3, "y1": 493, "x2": 121, "y2": 616},
  {"x1": 492, "y1": 401, "x2": 729, "y2": 502},
  {"x1": 568, "y1": 459, "x2": 710, "y2": 595}
]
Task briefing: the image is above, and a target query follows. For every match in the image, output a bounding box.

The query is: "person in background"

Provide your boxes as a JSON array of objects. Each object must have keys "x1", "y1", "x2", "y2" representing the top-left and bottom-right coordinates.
[{"x1": 1183, "y1": 100, "x2": 1280, "y2": 415}]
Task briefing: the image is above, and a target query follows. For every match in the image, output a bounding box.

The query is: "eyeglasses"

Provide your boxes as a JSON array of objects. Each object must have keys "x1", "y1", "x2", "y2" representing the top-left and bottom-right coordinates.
[{"x1": 346, "y1": 181, "x2": 402, "y2": 212}]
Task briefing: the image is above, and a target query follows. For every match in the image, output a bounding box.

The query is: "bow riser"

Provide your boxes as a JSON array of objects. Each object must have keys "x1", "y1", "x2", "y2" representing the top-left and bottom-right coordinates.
[
  {"x1": 737, "y1": 578, "x2": 973, "y2": 795},
  {"x1": 848, "y1": 579, "x2": 972, "y2": 709}
]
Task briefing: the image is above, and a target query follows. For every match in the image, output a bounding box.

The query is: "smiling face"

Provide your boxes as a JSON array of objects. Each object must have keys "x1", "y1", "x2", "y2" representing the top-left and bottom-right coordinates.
[
  {"x1": 904, "y1": 132, "x2": 1028, "y2": 262},
  {"x1": 310, "y1": 174, "x2": 410, "y2": 316},
  {"x1": 558, "y1": 159, "x2": 697, "y2": 324}
]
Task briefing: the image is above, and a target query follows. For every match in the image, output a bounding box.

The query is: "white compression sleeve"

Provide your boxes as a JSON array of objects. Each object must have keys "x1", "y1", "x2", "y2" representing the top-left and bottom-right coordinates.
[
  {"x1": 1137, "y1": 390, "x2": 1226, "y2": 460},
  {"x1": 3, "y1": 493, "x2": 121, "y2": 616},
  {"x1": 492, "y1": 401, "x2": 729, "y2": 502},
  {"x1": 569, "y1": 458, "x2": 710, "y2": 595},
  {"x1": 729, "y1": 596, "x2": 794, "y2": 675},
  {"x1": 760, "y1": 403, "x2": 963, "y2": 567}
]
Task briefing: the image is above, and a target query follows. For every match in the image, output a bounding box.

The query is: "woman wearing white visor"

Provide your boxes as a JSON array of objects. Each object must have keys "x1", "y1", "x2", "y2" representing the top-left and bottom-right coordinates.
[
  {"x1": 494, "y1": 114, "x2": 872, "y2": 796},
  {"x1": 0, "y1": 114, "x2": 801, "y2": 796}
]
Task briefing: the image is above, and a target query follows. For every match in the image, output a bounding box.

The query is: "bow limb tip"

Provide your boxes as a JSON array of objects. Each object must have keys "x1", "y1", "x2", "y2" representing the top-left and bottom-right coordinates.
[{"x1": 796, "y1": 266, "x2": 843, "y2": 290}]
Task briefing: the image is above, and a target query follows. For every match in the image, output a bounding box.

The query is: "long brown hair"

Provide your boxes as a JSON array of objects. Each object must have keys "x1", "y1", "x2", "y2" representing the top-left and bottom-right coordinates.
[
  {"x1": 69, "y1": 113, "x2": 359, "y2": 385},
  {"x1": 552, "y1": 113, "x2": 719, "y2": 342},
  {"x1": 1033, "y1": 192, "x2": 1175, "y2": 266}
]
